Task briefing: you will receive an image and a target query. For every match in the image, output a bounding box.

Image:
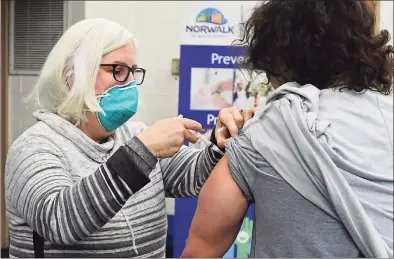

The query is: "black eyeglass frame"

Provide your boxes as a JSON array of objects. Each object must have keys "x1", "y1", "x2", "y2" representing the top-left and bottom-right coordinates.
[{"x1": 100, "y1": 64, "x2": 146, "y2": 85}]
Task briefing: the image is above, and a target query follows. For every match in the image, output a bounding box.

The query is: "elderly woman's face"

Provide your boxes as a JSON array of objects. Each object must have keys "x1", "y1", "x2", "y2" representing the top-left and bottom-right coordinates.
[
  {"x1": 95, "y1": 42, "x2": 137, "y2": 94},
  {"x1": 81, "y1": 42, "x2": 137, "y2": 141}
]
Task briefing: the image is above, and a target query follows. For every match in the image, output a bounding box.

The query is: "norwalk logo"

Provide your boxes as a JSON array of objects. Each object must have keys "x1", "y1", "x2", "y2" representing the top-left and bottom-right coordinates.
[{"x1": 186, "y1": 8, "x2": 235, "y2": 37}]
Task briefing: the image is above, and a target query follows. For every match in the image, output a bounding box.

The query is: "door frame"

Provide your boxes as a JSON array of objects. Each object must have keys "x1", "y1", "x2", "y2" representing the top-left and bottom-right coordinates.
[{"x1": 1, "y1": 0, "x2": 9, "y2": 249}]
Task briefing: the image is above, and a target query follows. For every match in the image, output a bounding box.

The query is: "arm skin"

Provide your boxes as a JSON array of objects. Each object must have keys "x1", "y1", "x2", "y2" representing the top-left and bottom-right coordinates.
[{"x1": 181, "y1": 154, "x2": 249, "y2": 258}]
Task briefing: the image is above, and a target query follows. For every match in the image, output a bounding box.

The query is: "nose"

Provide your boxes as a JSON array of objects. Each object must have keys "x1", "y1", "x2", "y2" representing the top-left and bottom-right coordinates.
[{"x1": 127, "y1": 71, "x2": 135, "y2": 82}]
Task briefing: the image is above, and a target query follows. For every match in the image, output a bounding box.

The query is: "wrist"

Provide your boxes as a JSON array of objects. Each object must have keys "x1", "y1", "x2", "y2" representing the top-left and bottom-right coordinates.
[{"x1": 134, "y1": 134, "x2": 159, "y2": 160}]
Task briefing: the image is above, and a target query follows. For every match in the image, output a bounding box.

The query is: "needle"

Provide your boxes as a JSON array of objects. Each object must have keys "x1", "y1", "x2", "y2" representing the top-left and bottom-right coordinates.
[{"x1": 189, "y1": 130, "x2": 225, "y2": 156}]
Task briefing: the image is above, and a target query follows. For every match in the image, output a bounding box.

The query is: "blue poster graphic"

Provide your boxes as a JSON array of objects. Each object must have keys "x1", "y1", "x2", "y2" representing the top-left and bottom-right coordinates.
[{"x1": 178, "y1": 44, "x2": 247, "y2": 129}]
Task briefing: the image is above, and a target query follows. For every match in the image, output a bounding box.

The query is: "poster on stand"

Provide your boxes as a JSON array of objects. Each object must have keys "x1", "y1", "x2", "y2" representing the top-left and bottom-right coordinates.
[
  {"x1": 178, "y1": 44, "x2": 273, "y2": 149},
  {"x1": 174, "y1": 44, "x2": 273, "y2": 258},
  {"x1": 173, "y1": 2, "x2": 270, "y2": 258}
]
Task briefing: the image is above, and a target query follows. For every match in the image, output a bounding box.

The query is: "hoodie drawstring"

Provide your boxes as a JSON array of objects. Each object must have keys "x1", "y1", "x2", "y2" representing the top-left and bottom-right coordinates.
[
  {"x1": 103, "y1": 154, "x2": 138, "y2": 256},
  {"x1": 121, "y1": 209, "x2": 138, "y2": 255}
]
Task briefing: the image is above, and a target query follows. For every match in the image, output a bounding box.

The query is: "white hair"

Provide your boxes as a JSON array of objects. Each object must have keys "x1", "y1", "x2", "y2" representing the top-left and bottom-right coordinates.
[{"x1": 26, "y1": 18, "x2": 135, "y2": 125}]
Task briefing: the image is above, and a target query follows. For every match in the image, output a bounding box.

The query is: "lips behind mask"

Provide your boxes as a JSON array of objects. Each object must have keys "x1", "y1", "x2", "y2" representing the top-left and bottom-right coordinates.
[{"x1": 97, "y1": 80, "x2": 139, "y2": 132}]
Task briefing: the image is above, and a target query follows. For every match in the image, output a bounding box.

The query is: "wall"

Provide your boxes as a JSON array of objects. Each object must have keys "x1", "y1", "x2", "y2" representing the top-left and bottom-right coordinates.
[
  {"x1": 380, "y1": 0, "x2": 393, "y2": 46},
  {"x1": 8, "y1": 76, "x2": 37, "y2": 144},
  {"x1": 8, "y1": 1, "x2": 85, "y2": 145}
]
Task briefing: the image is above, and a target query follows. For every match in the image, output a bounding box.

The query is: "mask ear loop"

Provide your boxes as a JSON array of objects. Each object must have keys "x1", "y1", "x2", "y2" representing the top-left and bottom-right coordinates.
[
  {"x1": 118, "y1": 80, "x2": 138, "y2": 91},
  {"x1": 119, "y1": 84, "x2": 137, "y2": 91},
  {"x1": 96, "y1": 92, "x2": 111, "y2": 98},
  {"x1": 97, "y1": 80, "x2": 137, "y2": 95}
]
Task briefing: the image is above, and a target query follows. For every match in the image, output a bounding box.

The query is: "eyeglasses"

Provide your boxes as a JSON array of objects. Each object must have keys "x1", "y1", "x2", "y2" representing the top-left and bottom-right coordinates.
[{"x1": 100, "y1": 64, "x2": 146, "y2": 85}]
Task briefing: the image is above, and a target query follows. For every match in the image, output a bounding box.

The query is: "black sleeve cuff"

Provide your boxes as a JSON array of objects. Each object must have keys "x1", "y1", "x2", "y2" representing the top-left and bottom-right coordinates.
[
  {"x1": 128, "y1": 137, "x2": 158, "y2": 169},
  {"x1": 106, "y1": 146, "x2": 151, "y2": 193}
]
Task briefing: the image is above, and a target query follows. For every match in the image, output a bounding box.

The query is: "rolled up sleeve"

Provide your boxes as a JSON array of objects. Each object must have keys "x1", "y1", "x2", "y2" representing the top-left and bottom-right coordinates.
[{"x1": 225, "y1": 133, "x2": 261, "y2": 202}]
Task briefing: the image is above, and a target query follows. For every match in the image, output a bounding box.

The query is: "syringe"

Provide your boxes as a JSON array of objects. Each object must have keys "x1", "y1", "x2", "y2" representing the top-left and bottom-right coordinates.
[{"x1": 190, "y1": 130, "x2": 225, "y2": 156}]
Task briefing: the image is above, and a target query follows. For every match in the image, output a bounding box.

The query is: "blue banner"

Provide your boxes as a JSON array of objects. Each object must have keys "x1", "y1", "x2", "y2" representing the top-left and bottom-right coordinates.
[{"x1": 178, "y1": 45, "x2": 247, "y2": 129}]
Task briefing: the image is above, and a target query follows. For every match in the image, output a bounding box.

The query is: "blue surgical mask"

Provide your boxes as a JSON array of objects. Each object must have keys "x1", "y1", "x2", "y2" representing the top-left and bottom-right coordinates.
[{"x1": 97, "y1": 80, "x2": 139, "y2": 132}]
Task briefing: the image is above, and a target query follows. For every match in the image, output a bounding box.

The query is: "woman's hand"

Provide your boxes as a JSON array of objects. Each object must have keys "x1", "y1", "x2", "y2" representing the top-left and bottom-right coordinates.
[
  {"x1": 215, "y1": 107, "x2": 256, "y2": 148},
  {"x1": 137, "y1": 116, "x2": 202, "y2": 158}
]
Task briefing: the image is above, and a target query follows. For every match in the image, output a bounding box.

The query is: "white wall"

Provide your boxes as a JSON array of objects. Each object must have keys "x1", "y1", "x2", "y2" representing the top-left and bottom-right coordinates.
[{"x1": 380, "y1": 0, "x2": 393, "y2": 46}]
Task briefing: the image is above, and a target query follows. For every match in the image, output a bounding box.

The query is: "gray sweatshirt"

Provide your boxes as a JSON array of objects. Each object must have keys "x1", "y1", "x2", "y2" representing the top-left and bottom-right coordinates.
[
  {"x1": 5, "y1": 110, "x2": 222, "y2": 258},
  {"x1": 226, "y1": 83, "x2": 393, "y2": 258}
]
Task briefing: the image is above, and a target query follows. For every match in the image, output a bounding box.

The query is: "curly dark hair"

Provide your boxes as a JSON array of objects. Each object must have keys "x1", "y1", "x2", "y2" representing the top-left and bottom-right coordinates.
[{"x1": 234, "y1": 0, "x2": 393, "y2": 95}]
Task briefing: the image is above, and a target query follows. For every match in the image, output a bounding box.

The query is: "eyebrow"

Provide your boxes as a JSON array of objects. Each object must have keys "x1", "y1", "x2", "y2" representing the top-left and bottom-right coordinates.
[{"x1": 112, "y1": 60, "x2": 138, "y2": 67}]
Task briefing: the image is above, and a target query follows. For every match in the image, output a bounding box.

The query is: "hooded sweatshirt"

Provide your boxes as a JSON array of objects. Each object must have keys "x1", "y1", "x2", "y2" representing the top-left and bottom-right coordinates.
[
  {"x1": 5, "y1": 110, "x2": 222, "y2": 258},
  {"x1": 226, "y1": 83, "x2": 393, "y2": 258}
]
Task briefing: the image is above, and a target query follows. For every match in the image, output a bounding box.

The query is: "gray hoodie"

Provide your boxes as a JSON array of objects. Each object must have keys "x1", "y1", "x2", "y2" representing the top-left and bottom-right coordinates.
[{"x1": 226, "y1": 83, "x2": 393, "y2": 257}]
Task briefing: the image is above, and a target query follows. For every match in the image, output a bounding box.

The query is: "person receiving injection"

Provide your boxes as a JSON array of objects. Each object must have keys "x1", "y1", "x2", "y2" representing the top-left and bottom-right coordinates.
[{"x1": 182, "y1": 0, "x2": 393, "y2": 258}]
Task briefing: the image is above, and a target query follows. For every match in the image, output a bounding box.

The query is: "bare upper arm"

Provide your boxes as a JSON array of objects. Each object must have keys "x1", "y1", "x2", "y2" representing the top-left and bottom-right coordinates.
[{"x1": 181, "y1": 154, "x2": 249, "y2": 258}]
